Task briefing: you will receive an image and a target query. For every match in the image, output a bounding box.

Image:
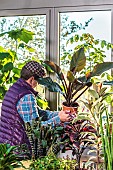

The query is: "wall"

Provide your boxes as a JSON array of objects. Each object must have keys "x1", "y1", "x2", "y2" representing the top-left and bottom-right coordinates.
[{"x1": 0, "y1": 0, "x2": 113, "y2": 11}]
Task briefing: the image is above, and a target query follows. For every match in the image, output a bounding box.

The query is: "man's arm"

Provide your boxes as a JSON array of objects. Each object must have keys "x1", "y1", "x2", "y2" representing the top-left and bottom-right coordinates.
[
  {"x1": 38, "y1": 108, "x2": 71, "y2": 127},
  {"x1": 17, "y1": 94, "x2": 71, "y2": 126},
  {"x1": 16, "y1": 94, "x2": 39, "y2": 123}
]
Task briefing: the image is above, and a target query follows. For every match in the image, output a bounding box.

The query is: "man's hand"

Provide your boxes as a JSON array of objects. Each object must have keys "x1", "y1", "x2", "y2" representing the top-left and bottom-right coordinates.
[{"x1": 58, "y1": 111, "x2": 71, "y2": 122}]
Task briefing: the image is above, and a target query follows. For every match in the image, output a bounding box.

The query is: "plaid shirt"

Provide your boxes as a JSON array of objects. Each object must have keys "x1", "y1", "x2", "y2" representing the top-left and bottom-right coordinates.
[{"x1": 16, "y1": 94, "x2": 61, "y2": 127}]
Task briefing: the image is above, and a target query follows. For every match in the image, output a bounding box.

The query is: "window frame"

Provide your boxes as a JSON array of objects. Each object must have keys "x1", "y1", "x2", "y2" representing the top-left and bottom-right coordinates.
[
  {"x1": 0, "y1": 3, "x2": 113, "y2": 110},
  {"x1": 54, "y1": 5, "x2": 113, "y2": 110}
]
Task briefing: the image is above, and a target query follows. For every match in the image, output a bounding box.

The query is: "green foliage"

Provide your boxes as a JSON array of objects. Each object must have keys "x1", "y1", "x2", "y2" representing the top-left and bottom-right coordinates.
[
  {"x1": 36, "y1": 95, "x2": 49, "y2": 110},
  {"x1": 61, "y1": 33, "x2": 113, "y2": 79},
  {"x1": 0, "y1": 29, "x2": 35, "y2": 100},
  {"x1": 0, "y1": 28, "x2": 48, "y2": 108},
  {"x1": 70, "y1": 48, "x2": 86, "y2": 72},
  {"x1": 0, "y1": 28, "x2": 34, "y2": 43},
  {"x1": 60, "y1": 15, "x2": 93, "y2": 59},
  {"x1": 0, "y1": 16, "x2": 46, "y2": 59},
  {"x1": 37, "y1": 77, "x2": 64, "y2": 95},
  {"x1": 25, "y1": 119, "x2": 65, "y2": 159},
  {"x1": 29, "y1": 153, "x2": 77, "y2": 170},
  {"x1": 100, "y1": 109, "x2": 113, "y2": 170},
  {"x1": 38, "y1": 47, "x2": 113, "y2": 107},
  {"x1": 0, "y1": 143, "x2": 26, "y2": 170},
  {"x1": 60, "y1": 112, "x2": 96, "y2": 169},
  {"x1": 81, "y1": 85, "x2": 112, "y2": 169},
  {"x1": 0, "y1": 15, "x2": 46, "y2": 103}
]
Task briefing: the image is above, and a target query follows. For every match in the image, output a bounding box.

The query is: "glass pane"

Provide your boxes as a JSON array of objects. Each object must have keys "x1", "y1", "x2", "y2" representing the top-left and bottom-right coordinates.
[
  {"x1": 59, "y1": 10, "x2": 111, "y2": 107},
  {"x1": 0, "y1": 15, "x2": 46, "y2": 61},
  {"x1": 0, "y1": 15, "x2": 46, "y2": 106}
]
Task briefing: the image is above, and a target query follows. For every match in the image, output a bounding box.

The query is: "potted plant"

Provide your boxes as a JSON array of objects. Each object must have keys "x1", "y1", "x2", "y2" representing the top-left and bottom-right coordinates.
[
  {"x1": 80, "y1": 84, "x2": 113, "y2": 170},
  {"x1": 59, "y1": 111, "x2": 96, "y2": 170},
  {"x1": 25, "y1": 118, "x2": 66, "y2": 159},
  {"x1": 37, "y1": 47, "x2": 113, "y2": 113}
]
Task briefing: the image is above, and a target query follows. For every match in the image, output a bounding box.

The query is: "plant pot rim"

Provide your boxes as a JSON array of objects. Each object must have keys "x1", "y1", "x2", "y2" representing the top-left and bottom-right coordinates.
[{"x1": 62, "y1": 101, "x2": 79, "y2": 108}]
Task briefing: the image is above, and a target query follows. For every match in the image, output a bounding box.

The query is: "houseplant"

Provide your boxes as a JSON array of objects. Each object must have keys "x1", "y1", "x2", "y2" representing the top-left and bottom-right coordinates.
[
  {"x1": 0, "y1": 143, "x2": 27, "y2": 170},
  {"x1": 100, "y1": 106, "x2": 113, "y2": 170},
  {"x1": 80, "y1": 84, "x2": 113, "y2": 170},
  {"x1": 25, "y1": 118, "x2": 66, "y2": 159},
  {"x1": 36, "y1": 46, "x2": 113, "y2": 169},
  {"x1": 37, "y1": 47, "x2": 113, "y2": 112},
  {"x1": 59, "y1": 112, "x2": 96, "y2": 170},
  {"x1": 29, "y1": 152, "x2": 77, "y2": 170}
]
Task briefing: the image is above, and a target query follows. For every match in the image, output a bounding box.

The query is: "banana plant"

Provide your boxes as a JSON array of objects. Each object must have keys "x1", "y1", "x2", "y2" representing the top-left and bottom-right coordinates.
[{"x1": 37, "y1": 47, "x2": 113, "y2": 107}]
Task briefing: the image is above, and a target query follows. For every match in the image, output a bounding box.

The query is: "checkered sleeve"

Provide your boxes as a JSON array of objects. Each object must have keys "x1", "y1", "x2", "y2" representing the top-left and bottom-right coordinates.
[
  {"x1": 41, "y1": 115, "x2": 61, "y2": 127},
  {"x1": 16, "y1": 94, "x2": 39, "y2": 123},
  {"x1": 17, "y1": 94, "x2": 61, "y2": 127},
  {"x1": 38, "y1": 108, "x2": 61, "y2": 127}
]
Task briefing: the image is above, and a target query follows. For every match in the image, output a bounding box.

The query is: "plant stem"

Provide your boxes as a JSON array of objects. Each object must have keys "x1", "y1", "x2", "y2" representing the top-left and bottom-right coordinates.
[
  {"x1": 71, "y1": 84, "x2": 84, "y2": 98},
  {"x1": 96, "y1": 126, "x2": 100, "y2": 170},
  {"x1": 71, "y1": 86, "x2": 89, "y2": 106},
  {"x1": 67, "y1": 82, "x2": 72, "y2": 106},
  {"x1": 61, "y1": 78, "x2": 68, "y2": 100}
]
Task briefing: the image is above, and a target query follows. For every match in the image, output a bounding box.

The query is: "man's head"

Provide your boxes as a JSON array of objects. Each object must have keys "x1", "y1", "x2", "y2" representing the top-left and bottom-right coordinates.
[{"x1": 21, "y1": 61, "x2": 45, "y2": 88}]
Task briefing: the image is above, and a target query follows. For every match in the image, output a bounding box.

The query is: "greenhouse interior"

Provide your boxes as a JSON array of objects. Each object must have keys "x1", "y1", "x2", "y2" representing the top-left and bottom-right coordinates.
[{"x1": 0, "y1": 0, "x2": 113, "y2": 169}]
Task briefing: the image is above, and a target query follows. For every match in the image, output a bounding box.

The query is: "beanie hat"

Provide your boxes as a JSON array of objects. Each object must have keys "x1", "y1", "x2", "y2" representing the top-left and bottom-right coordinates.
[{"x1": 24, "y1": 61, "x2": 45, "y2": 78}]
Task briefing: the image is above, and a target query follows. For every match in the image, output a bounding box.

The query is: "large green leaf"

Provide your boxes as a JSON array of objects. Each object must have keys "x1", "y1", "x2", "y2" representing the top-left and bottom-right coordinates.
[
  {"x1": 18, "y1": 43, "x2": 35, "y2": 52},
  {"x1": 70, "y1": 47, "x2": 86, "y2": 73},
  {"x1": 88, "y1": 89, "x2": 99, "y2": 99},
  {"x1": 0, "y1": 28, "x2": 34, "y2": 43},
  {"x1": 78, "y1": 75, "x2": 87, "y2": 82},
  {"x1": 44, "y1": 61, "x2": 64, "y2": 80},
  {"x1": 103, "y1": 80, "x2": 113, "y2": 86},
  {"x1": 12, "y1": 67, "x2": 21, "y2": 75},
  {"x1": 91, "y1": 62, "x2": 113, "y2": 77},
  {"x1": 0, "y1": 52, "x2": 11, "y2": 60},
  {"x1": 0, "y1": 46, "x2": 6, "y2": 52},
  {"x1": 0, "y1": 86, "x2": 6, "y2": 96},
  {"x1": 37, "y1": 77, "x2": 64, "y2": 94},
  {"x1": 2, "y1": 62, "x2": 13, "y2": 72},
  {"x1": 67, "y1": 71, "x2": 75, "y2": 83}
]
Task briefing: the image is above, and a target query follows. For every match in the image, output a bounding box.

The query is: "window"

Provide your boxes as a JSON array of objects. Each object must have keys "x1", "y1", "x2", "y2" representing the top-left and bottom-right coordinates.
[
  {"x1": 0, "y1": 15, "x2": 46, "y2": 61},
  {"x1": 0, "y1": 11, "x2": 48, "y2": 107},
  {"x1": 0, "y1": 2, "x2": 113, "y2": 110},
  {"x1": 59, "y1": 10, "x2": 111, "y2": 108}
]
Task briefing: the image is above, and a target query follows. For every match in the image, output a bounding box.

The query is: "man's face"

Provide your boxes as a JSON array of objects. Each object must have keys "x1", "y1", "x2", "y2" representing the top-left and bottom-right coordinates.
[{"x1": 31, "y1": 78, "x2": 38, "y2": 88}]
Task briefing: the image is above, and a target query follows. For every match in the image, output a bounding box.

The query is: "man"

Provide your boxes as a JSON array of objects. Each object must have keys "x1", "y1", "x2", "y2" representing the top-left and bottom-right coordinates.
[{"x1": 0, "y1": 60, "x2": 71, "y2": 156}]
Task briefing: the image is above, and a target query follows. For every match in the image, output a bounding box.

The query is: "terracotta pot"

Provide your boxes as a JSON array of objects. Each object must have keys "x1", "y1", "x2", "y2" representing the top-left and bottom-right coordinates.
[{"x1": 62, "y1": 102, "x2": 79, "y2": 114}]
